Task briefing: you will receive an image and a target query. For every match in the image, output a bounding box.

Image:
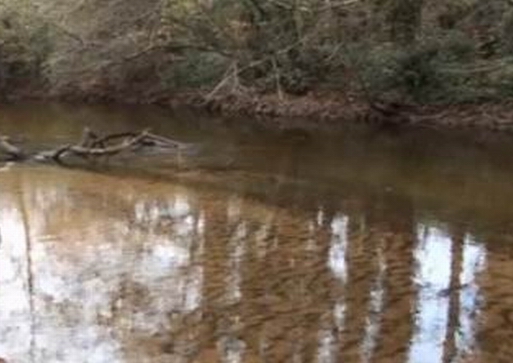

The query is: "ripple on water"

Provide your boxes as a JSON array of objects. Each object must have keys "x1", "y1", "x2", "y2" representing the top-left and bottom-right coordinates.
[{"x1": 0, "y1": 152, "x2": 509, "y2": 363}]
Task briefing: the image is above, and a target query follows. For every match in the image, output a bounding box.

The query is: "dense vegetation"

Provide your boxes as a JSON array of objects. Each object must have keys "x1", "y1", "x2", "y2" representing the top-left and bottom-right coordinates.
[{"x1": 1, "y1": 0, "x2": 513, "y2": 104}]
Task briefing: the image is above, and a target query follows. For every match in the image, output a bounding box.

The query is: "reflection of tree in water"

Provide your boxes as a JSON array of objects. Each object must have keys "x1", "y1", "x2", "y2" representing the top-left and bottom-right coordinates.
[
  {"x1": 334, "y1": 206, "x2": 377, "y2": 362},
  {"x1": 0, "y1": 176, "x2": 37, "y2": 363},
  {"x1": 368, "y1": 193, "x2": 417, "y2": 363},
  {"x1": 475, "y1": 235, "x2": 513, "y2": 363},
  {"x1": 17, "y1": 176, "x2": 36, "y2": 363},
  {"x1": 0, "y1": 167, "x2": 492, "y2": 363},
  {"x1": 0, "y1": 168, "x2": 207, "y2": 362},
  {"x1": 442, "y1": 227, "x2": 464, "y2": 363}
]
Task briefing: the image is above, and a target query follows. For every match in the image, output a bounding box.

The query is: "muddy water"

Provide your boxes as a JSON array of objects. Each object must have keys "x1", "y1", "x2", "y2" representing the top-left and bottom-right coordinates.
[{"x1": 1, "y1": 104, "x2": 513, "y2": 363}]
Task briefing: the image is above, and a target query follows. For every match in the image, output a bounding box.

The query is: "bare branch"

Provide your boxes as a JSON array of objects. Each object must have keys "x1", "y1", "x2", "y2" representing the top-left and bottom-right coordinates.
[{"x1": 0, "y1": 128, "x2": 195, "y2": 165}]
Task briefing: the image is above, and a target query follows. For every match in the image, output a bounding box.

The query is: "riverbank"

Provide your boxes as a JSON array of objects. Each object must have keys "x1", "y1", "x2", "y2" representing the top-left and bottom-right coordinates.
[
  {"x1": 10, "y1": 84, "x2": 513, "y2": 133},
  {"x1": 124, "y1": 91, "x2": 513, "y2": 133}
]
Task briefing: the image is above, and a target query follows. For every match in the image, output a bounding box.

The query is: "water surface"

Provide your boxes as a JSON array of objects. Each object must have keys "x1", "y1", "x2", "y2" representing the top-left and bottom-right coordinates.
[{"x1": 0, "y1": 104, "x2": 513, "y2": 363}]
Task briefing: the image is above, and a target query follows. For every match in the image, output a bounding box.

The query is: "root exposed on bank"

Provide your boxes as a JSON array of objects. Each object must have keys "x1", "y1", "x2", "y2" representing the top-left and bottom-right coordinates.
[{"x1": 0, "y1": 128, "x2": 194, "y2": 164}]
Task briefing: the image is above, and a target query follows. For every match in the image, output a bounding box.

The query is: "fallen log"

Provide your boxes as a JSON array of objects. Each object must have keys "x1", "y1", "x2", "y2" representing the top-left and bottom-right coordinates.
[
  {"x1": 62, "y1": 130, "x2": 149, "y2": 158},
  {"x1": 0, "y1": 136, "x2": 27, "y2": 160},
  {"x1": 0, "y1": 128, "x2": 195, "y2": 164}
]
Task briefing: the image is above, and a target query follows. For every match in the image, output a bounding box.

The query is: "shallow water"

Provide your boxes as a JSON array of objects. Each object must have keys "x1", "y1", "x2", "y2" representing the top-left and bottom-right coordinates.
[{"x1": 1, "y1": 104, "x2": 513, "y2": 363}]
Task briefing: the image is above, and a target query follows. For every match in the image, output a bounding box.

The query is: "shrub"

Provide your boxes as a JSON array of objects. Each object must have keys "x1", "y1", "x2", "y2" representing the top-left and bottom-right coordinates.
[{"x1": 162, "y1": 52, "x2": 229, "y2": 89}]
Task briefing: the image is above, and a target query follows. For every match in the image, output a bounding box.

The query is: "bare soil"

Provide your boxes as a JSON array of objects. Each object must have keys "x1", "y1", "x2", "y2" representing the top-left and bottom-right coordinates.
[
  {"x1": 13, "y1": 82, "x2": 513, "y2": 132},
  {"x1": 155, "y1": 91, "x2": 513, "y2": 133}
]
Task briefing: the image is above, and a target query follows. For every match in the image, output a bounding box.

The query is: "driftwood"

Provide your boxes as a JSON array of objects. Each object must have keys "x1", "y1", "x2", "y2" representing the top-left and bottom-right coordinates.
[
  {"x1": 0, "y1": 137, "x2": 27, "y2": 160},
  {"x1": 0, "y1": 128, "x2": 194, "y2": 164}
]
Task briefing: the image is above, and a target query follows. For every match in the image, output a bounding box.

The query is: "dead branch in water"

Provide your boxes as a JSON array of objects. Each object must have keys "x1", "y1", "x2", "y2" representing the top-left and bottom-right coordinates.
[
  {"x1": 0, "y1": 136, "x2": 27, "y2": 160},
  {"x1": 0, "y1": 128, "x2": 194, "y2": 164}
]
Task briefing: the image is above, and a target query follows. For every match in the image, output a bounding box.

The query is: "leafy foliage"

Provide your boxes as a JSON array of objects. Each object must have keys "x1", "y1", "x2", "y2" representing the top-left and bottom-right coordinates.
[
  {"x1": 1, "y1": 0, "x2": 513, "y2": 103},
  {"x1": 0, "y1": 9, "x2": 50, "y2": 94}
]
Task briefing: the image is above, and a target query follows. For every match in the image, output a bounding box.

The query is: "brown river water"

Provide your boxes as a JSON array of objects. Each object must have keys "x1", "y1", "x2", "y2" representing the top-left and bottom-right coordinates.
[{"x1": 1, "y1": 104, "x2": 513, "y2": 363}]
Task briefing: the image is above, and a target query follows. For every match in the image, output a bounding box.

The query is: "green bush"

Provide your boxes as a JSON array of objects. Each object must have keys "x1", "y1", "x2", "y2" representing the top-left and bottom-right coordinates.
[
  {"x1": 352, "y1": 32, "x2": 482, "y2": 103},
  {"x1": 162, "y1": 52, "x2": 229, "y2": 89},
  {"x1": 0, "y1": 12, "x2": 50, "y2": 92}
]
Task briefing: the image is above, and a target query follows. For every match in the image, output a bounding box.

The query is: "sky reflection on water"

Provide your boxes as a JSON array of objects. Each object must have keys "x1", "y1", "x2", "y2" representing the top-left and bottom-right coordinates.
[{"x1": 0, "y1": 164, "x2": 495, "y2": 363}]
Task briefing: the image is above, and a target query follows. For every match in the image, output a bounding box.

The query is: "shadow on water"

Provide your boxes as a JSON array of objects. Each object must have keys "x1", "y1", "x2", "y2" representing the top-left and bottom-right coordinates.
[{"x1": 0, "y1": 103, "x2": 512, "y2": 362}]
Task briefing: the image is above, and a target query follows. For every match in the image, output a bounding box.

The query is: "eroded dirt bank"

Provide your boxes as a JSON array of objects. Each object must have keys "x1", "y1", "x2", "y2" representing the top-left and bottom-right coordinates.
[
  {"x1": 11, "y1": 84, "x2": 513, "y2": 132},
  {"x1": 158, "y1": 92, "x2": 513, "y2": 132}
]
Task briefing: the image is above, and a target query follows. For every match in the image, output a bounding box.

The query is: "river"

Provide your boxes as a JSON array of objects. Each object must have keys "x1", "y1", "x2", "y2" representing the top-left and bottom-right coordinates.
[{"x1": 0, "y1": 103, "x2": 512, "y2": 363}]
